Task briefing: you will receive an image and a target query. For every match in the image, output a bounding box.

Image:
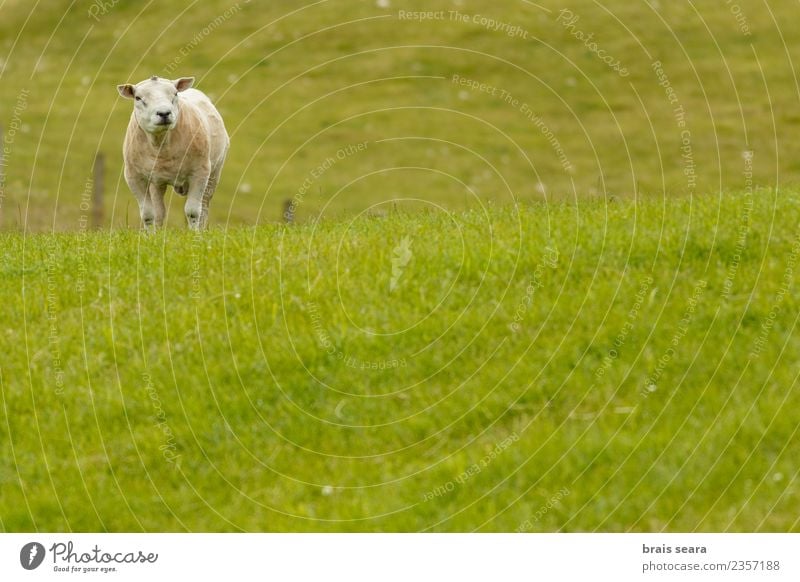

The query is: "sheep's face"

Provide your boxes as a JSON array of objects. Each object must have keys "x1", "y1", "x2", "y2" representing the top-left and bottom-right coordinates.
[{"x1": 117, "y1": 76, "x2": 194, "y2": 134}]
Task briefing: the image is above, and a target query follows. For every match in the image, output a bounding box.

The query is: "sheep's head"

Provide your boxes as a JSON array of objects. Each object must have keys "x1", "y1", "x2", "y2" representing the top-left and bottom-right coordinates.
[{"x1": 117, "y1": 76, "x2": 194, "y2": 134}]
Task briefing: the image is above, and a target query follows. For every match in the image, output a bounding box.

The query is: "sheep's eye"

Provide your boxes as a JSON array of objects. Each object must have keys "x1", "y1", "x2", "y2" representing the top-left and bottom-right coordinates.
[{"x1": 135, "y1": 96, "x2": 142, "y2": 102}]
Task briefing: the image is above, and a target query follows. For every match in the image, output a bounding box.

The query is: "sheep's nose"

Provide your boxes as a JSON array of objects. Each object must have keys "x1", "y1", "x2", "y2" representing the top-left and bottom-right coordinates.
[{"x1": 156, "y1": 110, "x2": 172, "y2": 119}]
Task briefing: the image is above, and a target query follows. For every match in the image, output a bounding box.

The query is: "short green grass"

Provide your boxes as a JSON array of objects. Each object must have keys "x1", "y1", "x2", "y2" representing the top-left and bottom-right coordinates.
[{"x1": 1, "y1": 190, "x2": 798, "y2": 532}]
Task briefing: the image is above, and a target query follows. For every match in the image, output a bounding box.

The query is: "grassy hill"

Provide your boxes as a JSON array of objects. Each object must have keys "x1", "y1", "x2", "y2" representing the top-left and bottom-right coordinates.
[
  {"x1": 1, "y1": 0, "x2": 800, "y2": 230},
  {"x1": 0, "y1": 190, "x2": 798, "y2": 531}
]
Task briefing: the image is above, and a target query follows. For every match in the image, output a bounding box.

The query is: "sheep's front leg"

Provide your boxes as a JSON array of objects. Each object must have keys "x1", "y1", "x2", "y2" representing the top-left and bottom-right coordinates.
[
  {"x1": 149, "y1": 182, "x2": 167, "y2": 227},
  {"x1": 126, "y1": 173, "x2": 154, "y2": 230},
  {"x1": 185, "y1": 174, "x2": 210, "y2": 231}
]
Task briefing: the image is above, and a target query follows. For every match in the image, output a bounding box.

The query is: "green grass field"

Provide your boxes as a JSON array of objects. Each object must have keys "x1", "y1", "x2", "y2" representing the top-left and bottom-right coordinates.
[
  {"x1": 1, "y1": 0, "x2": 799, "y2": 534},
  {"x1": 1, "y1": 0, "x2": 800, "y2": 230},
  {"x1": 1, "y1": 189, "x2": 798, "y2": 531}
]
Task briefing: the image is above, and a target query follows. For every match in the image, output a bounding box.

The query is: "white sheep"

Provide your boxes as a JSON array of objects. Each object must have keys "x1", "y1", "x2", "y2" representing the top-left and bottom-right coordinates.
[{"x1": 117, "y1": 76, "x2": 229, "y2": 230}]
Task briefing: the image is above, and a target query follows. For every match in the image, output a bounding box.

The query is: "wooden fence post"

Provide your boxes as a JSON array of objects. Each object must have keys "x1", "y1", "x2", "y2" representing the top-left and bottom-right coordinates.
[
  {"x1": 283, "y1": 199, "x2": 295, "y2": 224},
  {"x1": 0, "y1": 123, "x2": 4, "y2": 227},
  {"x1": 92, "y1": 152, "x2": 104, "y2": 228}
]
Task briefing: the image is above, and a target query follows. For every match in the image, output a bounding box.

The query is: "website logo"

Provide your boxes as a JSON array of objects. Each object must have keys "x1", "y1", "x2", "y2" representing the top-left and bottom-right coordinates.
[
  {"x1": 20, "y1": 542, "x2": 46, "y2": 570},
  {"x1": 390, "y1": 236, "x2": 414, "y2": 292}
]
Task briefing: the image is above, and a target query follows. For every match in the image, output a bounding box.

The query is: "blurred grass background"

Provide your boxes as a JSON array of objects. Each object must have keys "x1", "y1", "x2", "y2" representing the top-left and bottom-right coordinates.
[{"x1": 0, "y1": 0, "x2": 798, "y2": 230}]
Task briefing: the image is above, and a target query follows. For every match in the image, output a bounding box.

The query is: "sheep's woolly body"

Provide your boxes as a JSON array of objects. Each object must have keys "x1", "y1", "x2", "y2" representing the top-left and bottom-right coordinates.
[{"x1": 119, "y1": 76, "x2": 229, "y2": 229}]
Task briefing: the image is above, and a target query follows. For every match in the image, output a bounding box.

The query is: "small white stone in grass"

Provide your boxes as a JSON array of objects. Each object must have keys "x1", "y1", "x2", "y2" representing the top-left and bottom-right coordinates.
[
  {"x1": 773, "y1": 472, "x2": 784, "y2": 482},
  {"x1": 321, "y1": 485, "x2": 334, "y2": 496},
  {"x1": 238, "y1": 182, "x2": 252, "y2": 193},
  {"x1": 376, "y1": 0, "x2": 391, "y2": 8}
]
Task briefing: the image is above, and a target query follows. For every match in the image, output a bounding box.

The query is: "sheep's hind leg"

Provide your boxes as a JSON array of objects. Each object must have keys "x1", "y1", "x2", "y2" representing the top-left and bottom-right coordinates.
[{"x1": 199, "y1": 170, "x2": 219, "y2": 230}]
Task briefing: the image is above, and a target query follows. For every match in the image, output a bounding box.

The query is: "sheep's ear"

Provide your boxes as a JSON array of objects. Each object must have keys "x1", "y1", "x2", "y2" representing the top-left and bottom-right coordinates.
[
  {"x1": 174, "y1": 77, "x2": 194, "y2": 92},
  {"x1": 117, "y1": 84, "x2": 135, "y2": 99}
]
